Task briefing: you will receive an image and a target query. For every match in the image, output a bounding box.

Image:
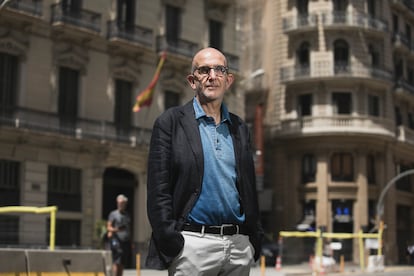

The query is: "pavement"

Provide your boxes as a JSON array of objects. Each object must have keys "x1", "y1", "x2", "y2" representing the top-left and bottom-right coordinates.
[{"x1": 123, "y1": 262, "x2": 414, "y2": 276}]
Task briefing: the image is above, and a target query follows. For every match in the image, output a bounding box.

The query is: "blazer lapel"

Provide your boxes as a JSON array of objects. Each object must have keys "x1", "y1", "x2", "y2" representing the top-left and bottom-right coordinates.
[{"x1": 178, "y1": 101, "x2": 204, "y2": 173}]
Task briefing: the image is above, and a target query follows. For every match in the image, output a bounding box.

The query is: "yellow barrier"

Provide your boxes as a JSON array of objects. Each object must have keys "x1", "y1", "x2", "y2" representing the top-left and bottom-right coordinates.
[
  {"x1": 279, "y1": 226, "x2": 383, "y2": 272},
  {"x1": 0, "y1": 206, "x2": 58, "y2": 250}
]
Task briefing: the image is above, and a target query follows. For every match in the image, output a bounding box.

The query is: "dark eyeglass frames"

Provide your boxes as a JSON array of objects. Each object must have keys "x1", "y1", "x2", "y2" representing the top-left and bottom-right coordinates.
[{"x1": 193, "y1": 65, "x2": 229, "y2": 76}]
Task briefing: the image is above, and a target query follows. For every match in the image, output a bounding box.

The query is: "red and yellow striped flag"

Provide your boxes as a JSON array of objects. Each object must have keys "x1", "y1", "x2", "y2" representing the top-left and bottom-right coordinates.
[{"x1": 133, "y1": 51, "x2": 167, "y2": 112}]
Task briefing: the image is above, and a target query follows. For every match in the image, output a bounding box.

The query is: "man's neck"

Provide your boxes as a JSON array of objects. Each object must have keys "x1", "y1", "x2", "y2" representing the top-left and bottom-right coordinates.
[{"x1": 197, "y1": 97, "x2": 222, "y2": 124}]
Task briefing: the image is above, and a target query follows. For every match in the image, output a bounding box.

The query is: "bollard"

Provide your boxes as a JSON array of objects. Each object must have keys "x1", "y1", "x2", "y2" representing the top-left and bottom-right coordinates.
[
  {"x1": 340, "y1": 255, "x2": 344, "y2": 273},
  {"x1": 136, "y1": 253, "x2": 141, "y2": 276},
  {"x1": 260, "y1": 255, "x2": 265, "y2": 276}
]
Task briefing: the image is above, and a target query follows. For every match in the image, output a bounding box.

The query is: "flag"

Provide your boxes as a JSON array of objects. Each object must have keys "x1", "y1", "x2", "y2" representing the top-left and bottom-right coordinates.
[{"x1": 133, "y1": 51, "x2": 167, "y2": 112}]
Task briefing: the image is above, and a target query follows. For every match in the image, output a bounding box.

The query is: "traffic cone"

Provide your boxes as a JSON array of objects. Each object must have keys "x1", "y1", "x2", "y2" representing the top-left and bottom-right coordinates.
[{"x1": 275, "y1": 256, "x2": 282, "y2": 270}]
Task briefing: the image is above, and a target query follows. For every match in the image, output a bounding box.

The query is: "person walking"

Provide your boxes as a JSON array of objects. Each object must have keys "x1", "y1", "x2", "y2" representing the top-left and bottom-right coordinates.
[
  {"x1": 107, "y1": 194, "x2": 131, "y2": 276},
  {"x1": 146, "y1": 47, "x2": 263, "y2": 275}
]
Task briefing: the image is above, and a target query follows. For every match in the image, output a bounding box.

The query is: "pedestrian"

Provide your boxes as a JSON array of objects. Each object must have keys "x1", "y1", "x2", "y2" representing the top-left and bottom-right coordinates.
[
  {"x1": 146, "y1": 47, "x2": 264, "y2": 275},
  {"x1": 107, "y1": 194, "x2": 131, "y2": 276}
]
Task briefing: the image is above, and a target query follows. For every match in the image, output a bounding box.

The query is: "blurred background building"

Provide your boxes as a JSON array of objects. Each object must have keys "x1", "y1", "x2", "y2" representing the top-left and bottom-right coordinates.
[
  {"x1": 1, "y1": 0, "x2": 414, "y2": 268},
  {"x1": 240, "y1": 0, "x2": 414, "y2": 265}
]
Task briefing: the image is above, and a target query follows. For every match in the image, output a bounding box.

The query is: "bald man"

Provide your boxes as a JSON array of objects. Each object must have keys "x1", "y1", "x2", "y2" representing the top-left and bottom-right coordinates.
[{"x1": 146, "y1": 48, "x2": 263, "y2": 275}]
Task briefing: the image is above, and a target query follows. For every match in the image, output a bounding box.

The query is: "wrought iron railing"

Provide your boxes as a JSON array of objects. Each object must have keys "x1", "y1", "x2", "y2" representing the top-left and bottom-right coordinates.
[
  {"x1": 6, "y1": 0, "x2": 42, "y2": 16},
  {"x1": 0, "y1": 107, "x2": 152, "y2": 146},
  {"x1": 107, "y1": 20, "x2": 153, "y2": 47},
  {"x1": 51, "y1": 3, "x2": 101, "y2": 33},
  {"x1": 156, "y1": 35, "x2": 198, "y2": 59}
]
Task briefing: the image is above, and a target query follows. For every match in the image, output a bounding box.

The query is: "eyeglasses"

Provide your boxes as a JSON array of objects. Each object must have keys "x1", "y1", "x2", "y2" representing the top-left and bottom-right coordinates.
[{"x1": 193, "y1": 65, "x2": 229, "y2": 76}]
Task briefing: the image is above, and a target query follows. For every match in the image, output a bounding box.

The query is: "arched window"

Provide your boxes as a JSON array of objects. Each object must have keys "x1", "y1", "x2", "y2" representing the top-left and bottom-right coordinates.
[
  {"x1": 331, "y1": 152, "x2": 353, "y2": 181},
  {"x1": 334, "y1": 39, "x2": 349, "y2": 73}
]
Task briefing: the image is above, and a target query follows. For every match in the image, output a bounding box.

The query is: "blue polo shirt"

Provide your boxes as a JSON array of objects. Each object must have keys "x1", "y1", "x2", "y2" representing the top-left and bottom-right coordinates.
[{"x1": 187, "y1": 98, "x2": 245, "y2": 225}]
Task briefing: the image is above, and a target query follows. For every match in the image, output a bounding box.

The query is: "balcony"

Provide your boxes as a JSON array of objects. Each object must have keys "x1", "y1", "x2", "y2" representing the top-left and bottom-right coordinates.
[
  {"x1": 280, "y1": 62, "x2": 392, "y2": 84},
  {"x1": 156, "y1": 35, "x2": 198, "y2": 60},
  {"x1": 51, "y1": 3, "x2": 101, "y2": 35},
  {"x1": 397, "y1": 125, "x2": 414, "y2": 145},
  {"x1": 321, "y1": 11, "x2": 388, "y2": 34},
  {"x1": 394, "y1": 78, "x2": 414, "y2": 100},
  {"x1": 107, "y1": 20, "x2": 154, "y2": 50},
  {"x1": 282, "y1": 14, "x2": 318, "y2": 34},
  {"x1": 4, "y1": 0, "x2": 42, "y2": 17},
  {"x1": 392, "y1": 32, "x2": 412, "y2": 53},
  {"x1": 0, "y1": 107, "x2": 151, "y2": 147},
  {"x1": 268, "y1": 116, "x2": 395, "y2": 138}
]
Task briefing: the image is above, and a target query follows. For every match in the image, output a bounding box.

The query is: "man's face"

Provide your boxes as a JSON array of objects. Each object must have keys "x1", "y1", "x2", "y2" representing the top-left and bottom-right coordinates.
[
  {"x1": 117, "y1": 199, "x2": 127, "y2": 211},
  {"x1": 187, "y1": 49, "x2": 234, "y2": 103}
]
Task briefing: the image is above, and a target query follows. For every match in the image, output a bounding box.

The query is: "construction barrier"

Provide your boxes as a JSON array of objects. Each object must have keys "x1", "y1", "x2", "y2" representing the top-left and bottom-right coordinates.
[{"x1": 279, "y1": 225, "x2": 384, "y2": 273}]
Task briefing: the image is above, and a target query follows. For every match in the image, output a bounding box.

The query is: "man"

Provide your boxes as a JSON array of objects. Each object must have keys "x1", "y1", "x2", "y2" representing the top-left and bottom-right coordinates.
[
  {"x1": 107, "y1": 194, "x2": 131, "y2": 276},
  {"x1": 146, "y1": 47, "x2": 263, "y2": 275}
]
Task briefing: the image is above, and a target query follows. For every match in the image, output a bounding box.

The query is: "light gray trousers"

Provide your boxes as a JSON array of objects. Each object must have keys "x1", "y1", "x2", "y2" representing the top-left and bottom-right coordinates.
[{"x1": 168, "y1": 231, "x2": 255, "y2": 276}]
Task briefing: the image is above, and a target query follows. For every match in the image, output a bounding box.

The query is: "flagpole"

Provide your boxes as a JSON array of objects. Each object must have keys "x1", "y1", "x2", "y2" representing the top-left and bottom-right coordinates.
[{"x1": 0, "y1": 0, "x2": 11, "y2": 10}]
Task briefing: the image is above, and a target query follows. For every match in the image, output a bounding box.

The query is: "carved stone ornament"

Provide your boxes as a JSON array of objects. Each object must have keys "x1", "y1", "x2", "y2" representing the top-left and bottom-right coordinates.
[
  {"x1": 52, "y1": 42, "x2": 89, "y2": 74},
  {"x1": 0, "y1": 28, "x2": 29, "y2": 59}
]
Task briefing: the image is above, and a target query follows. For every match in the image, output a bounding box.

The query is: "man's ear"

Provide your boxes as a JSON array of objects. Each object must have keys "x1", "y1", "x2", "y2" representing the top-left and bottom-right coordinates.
[
  {"x1": 187, "y1": 75, "x2": 196, "y2": 88},
  {"x1": 226, "y1": 73, "x2": 234, "y2": 89}
]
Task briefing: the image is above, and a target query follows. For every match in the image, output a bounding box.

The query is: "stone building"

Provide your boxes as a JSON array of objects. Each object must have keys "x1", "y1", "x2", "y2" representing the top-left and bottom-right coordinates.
[
  {"x1": 0, "y1": 0, "x2": 241, "y2": 267},
  {"x1": 240, "y1": 0, "x2": 414, "y2": 265}
]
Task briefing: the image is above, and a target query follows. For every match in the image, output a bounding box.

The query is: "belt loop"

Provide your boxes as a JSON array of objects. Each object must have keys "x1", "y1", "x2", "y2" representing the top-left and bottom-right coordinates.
[
  {"x1": 236, "y1": 225, "x2": 239, "y2": 235},
  {"x1": 220, "y1": 225, "x2": 224, "y2": 236},
  {"x1": 201, "y1": 225, "x2": 205, "y2": 235}
]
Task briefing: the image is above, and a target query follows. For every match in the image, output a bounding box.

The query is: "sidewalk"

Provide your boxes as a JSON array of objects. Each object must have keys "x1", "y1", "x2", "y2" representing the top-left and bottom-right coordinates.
[
  {"x1": 124, "y1": 262, "x2": 414, "y2": 276},
  {"x1": 124, "y1": 262, "x2": 360, "y2": 276}
]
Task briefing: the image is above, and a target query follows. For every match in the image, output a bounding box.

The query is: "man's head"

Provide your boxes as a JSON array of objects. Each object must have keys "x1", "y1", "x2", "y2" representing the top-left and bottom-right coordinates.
[
  {"x1": 187, "y1": 47, "x2": 234, "y2": 104},
  {"x1": 116, "y1": 194, "x2": 128, "y2": 211}
]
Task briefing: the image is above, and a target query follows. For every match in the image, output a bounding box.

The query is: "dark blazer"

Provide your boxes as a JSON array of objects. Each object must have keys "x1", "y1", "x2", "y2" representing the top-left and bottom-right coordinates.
[{"x1": 145, "y1": 100, "x2": 263, "y2": 269}]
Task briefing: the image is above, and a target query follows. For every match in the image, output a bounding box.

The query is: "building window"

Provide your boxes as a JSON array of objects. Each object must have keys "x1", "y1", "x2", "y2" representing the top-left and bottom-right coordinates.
[
  {"x1": 409, "y1": 113, "x2": 414, "y2": 129},
  {"x1": 297, "y1": 0, "x2": 308, "y2": 15},
  {"x1": 406, "y1": 24, "x2": 412, "y2": 46},
  {"x1": 394, "y1": 56, "x2": 403, "y2": 81},
  {"x1": 302, "y1": 154, "x2": 316, "y2": 183},
  {"x1": 368, "y1": 44, "x2": 380, "y2": 68},
  {"x1": 393, "y1": 14, "x2": 399, "y2": 33},
  {"x1": 0, "y1": 159, "x2": 20, "y2": 206},
  {"x1": 0, "y1": 215, "x2": 19, "y2": 244},
  {"x1": 165, "y1": 5, "x2": 181, "y2": 45},
  {"x1": 367, "y1": 154, "x2": 376, "y2": 185},
  {"x1": 298, "y1": 94, "x2": 312, "y2": 116},
  {"x1": 58, "y1": 67, "x2": 79, "y2": 132},
  {"x1": 164, "y1": 90, "x2": 180, "y2": 110},
  {"x1": 396, "y1": 164, "x2": 412, "y2": 192},
  {"x1": 114, "y1": 79, "x2": 132, "y2": 137},
  {"x1": 62, "y1": 0, "x2": 82, "y2": 13},
  {"x1": 297, "y1": 41, "x2": 310, "y2": 67},
  {"x1": 0, "y1": 52, "x2": 18, "y2": 117},
  {"x1": 333, "y1": 0, "x2": 348, "y2": 12},
  {"x1": 367, "y1": 0, "x2": 376, "y2": 18},
  {"x1": 332, "y1": 92, "x2": 351, "y2": 114},
  {"x1": 116, "y1": 0, "x2": 135, "y2": 31},
  {"x1": 368, "y1": 95, "x2": 379, "y2": 117},
  {"x1": 48, "y1": 166, "x2": 82, "y2": 212},
  {"x1": 395, "y1": 106, "x2": 402, "y2": 126},
  {"x1": 209, "y1": 19, "x2": 223, "y2": 50},
  {"x1": 48, "y1": 219, "x2": 80, "y2": 247},
  {"x1": 334, "y1": 39, "x2": 349, "y2": 73},
  {"x1": 331, "y1": 152, "x2": 353, "y2": 182}
]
